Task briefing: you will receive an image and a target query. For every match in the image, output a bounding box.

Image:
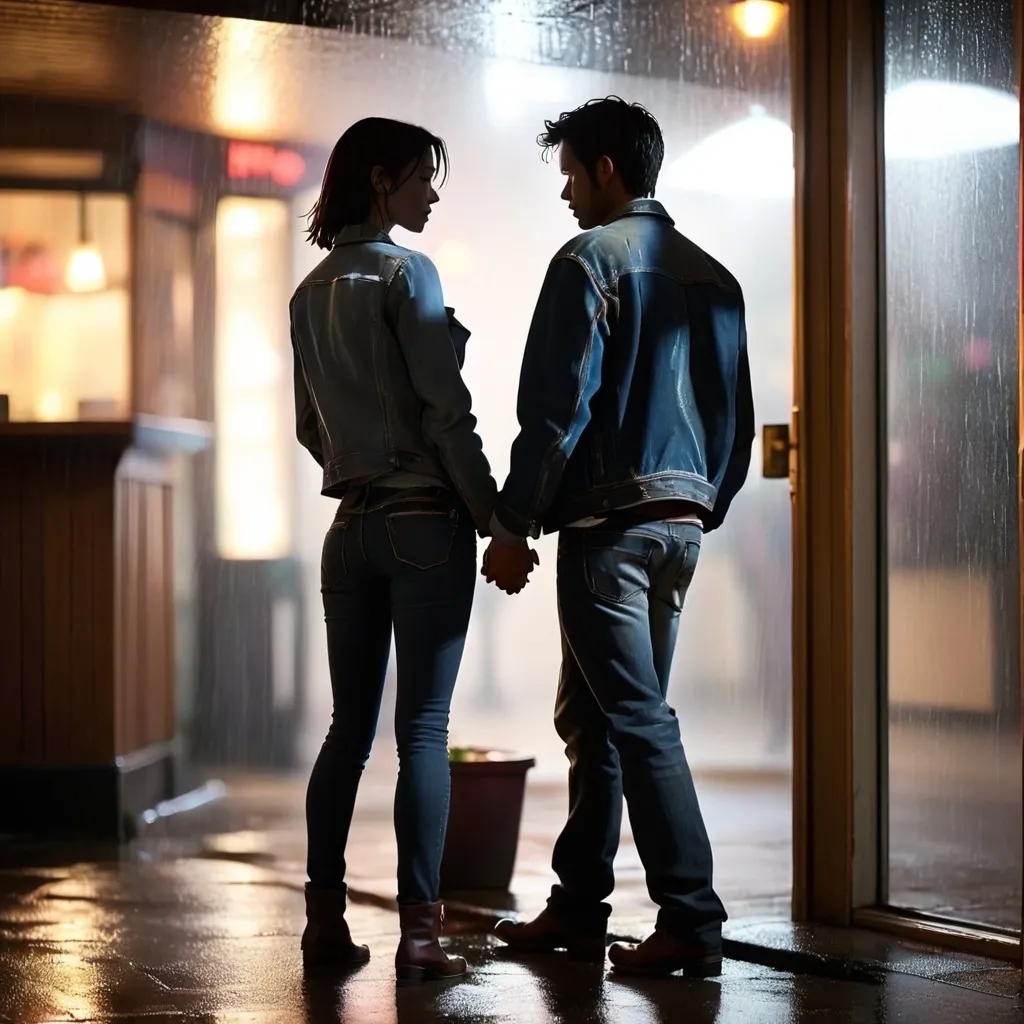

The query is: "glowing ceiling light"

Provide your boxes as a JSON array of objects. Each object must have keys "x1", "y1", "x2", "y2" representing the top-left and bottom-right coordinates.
[
  {"x1": 730, "y1": 0, "x2": 787, "y2": 40},
  {"x1": 669, "y1": 80, "x2": 1019, "y2": 199},
  {"x1": 885, "y1": 81, "x2": 1019, "y2": 159},
  {"x1": 666, "y1": 107, "x2": 794, "y2": 199},
  {"x1": 65, "y1": 246, "x2": 107, "y2": 293},
  {"x1": 65, "y1": 194, "x2": 106, "y2": 293}
]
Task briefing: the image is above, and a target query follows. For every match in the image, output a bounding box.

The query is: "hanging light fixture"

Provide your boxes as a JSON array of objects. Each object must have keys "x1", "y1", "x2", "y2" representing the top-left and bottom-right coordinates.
[
  {"x1": 65, "y1": 193, "x2": 106, "y2": 294},
  {"x1": 729, "y1": 0, "x2": 787, "y2": 40}
]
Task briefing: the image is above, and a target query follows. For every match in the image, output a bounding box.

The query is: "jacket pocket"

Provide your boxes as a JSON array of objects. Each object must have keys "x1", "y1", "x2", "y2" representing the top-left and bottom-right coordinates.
[{"x1": 386, "y1": 509, "x2": 458, "y2": 570}]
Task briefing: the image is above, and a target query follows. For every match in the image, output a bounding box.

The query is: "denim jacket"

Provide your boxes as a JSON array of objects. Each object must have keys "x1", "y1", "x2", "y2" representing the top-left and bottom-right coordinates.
[
  {"x1": 493, "y1": 199, "x2": 754, "y2": 539},
  {"x1": 290, "y1": 226, "x2": 496, "y2": 532}
]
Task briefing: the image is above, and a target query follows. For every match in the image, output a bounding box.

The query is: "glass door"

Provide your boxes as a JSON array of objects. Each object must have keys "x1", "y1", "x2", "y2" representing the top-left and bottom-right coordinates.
[{"x1": 880, "y1": 0, "x2": 1022, "y2": 936}]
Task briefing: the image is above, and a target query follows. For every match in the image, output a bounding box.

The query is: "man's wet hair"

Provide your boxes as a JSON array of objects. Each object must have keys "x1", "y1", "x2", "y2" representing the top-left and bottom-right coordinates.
[{"x1": 539, "y1": 96, "x2": 664, "y2": 197}]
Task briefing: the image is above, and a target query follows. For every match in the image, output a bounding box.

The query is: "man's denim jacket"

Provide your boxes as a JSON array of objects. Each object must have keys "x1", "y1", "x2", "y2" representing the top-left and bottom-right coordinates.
[
  {"x1": 493, "y1": 199, "x2": 754, "y2": 539},
  {"x1": 290, "y1": 226, "x2": 496, "y2": 533}
]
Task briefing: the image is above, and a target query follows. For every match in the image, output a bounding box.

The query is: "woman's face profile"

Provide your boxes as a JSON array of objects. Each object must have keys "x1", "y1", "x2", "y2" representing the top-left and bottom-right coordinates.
[{"x1": 375, "y1": 151, "x2": 439, "y2": 234}]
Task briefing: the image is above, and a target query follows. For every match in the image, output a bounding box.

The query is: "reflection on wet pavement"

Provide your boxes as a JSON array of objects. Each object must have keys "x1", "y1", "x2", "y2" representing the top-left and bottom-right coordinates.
[{"x1": 0, "y1": 853, "x2": 1021, "y2": 1023}]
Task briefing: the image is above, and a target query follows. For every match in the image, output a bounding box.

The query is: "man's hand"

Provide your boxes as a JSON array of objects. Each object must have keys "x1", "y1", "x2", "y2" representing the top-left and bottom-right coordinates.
[{"x1": 482, "y1": 539, "x2": 539, "y2": 595}]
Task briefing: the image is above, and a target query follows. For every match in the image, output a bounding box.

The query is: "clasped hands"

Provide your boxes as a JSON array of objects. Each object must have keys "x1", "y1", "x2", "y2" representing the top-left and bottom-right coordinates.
[{"x1": 481, "y1": 538, "x2": 540, "y2": 595}]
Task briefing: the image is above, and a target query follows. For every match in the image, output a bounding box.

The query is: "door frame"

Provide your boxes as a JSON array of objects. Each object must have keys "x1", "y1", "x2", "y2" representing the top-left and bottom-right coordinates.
[{"x1": 791, "y1": 0, "x2": 1024, "y2": 964}]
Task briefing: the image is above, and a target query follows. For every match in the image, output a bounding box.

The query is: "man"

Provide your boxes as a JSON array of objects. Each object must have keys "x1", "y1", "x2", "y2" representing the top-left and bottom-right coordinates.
[{"x1": 483, "y1": 97, "x2": 754, "y2": 977}]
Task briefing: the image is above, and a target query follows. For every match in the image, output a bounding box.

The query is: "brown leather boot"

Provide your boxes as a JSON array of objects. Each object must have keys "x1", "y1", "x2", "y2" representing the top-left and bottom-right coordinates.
[
  {"x1": 493, "y1": 907, "x2": 607, "y2": 963},
  {"x1": 608, "y1": 929, "x2": 722, "y2": 977},
  {"x1": 301, "y1": 885, "x2": 370, "y2": 969},
  {"x1": 395, "y1": 902, "x2": 468, "y2": 985}
]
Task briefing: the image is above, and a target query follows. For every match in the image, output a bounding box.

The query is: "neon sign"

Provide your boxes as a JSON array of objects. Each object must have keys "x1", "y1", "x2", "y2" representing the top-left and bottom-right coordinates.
[{"x1": 226, "y1": 142, "x2": 306, "y2": 187}]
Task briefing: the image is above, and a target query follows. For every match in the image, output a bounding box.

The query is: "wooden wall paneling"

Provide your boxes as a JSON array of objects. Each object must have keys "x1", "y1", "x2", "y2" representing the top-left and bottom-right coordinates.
[
  {"x1": 162, "y1": 483, "x2": 175, "y2": 746},
  {"x1": 144, "y1": 481, "x2": 172, "y2": 747},
  {"x1": 41, "y1": 441, "x2": 73, "y2": 761},
  {"x1": 118, "y1": 476, "x2": 140, "y2": 756},
  {"x1": 68, "y1": 448, "x2": 99, "y2": 763},
  {"x1": 92, "y1": 451, "x2": 117, "y2": 762},
  {"x1": 18, "y1": 447, "x2": 45, "y2": 761},
  {"x1": 142, "y1": 478, "x2": 158, "y2": 750},
  {"x1": 0, "y1": 445, "x2": 23, "y2": 765}
]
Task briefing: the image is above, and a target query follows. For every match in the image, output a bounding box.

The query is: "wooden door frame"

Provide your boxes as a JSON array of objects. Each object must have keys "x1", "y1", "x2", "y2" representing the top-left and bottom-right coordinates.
[
  {"x1": 792, "y1": 0, "x2": 1024, "y2": 965},
  {"x1": 790, "y1": 0, "x2": 882, "y2": 926}
]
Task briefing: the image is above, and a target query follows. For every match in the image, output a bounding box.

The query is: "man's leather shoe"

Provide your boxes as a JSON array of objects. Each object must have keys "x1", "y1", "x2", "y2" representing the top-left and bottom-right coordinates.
[
  {"x1": 493, "y1": 907, "x2": 606, "y2": 963},
  {"x1": 608, "y1": 929, "x2": 722, "y2": 977}
]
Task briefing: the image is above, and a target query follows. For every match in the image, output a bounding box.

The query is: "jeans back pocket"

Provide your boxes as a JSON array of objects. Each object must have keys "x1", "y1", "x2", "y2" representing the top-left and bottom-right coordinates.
[
  {"x1": 583, "y1": 529, "x2": 656, "y2": 603},
  {"x1": 321, "y1": 518, "x2": 349, "y2": 590},
  {"x1": 385, "y1": 509, "x2": 458, "y2": 570}
]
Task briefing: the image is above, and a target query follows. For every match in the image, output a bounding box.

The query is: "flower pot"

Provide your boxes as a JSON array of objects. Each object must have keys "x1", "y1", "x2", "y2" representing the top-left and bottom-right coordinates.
[{"x1": 440, "y1": 749, "x2": 536, "y2": 893}]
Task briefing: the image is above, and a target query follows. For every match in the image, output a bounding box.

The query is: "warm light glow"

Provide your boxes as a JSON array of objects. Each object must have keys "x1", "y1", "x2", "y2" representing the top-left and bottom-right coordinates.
[
  {"x1": 212, "y1": 19, "x2": 273, "y2": 134},
  {"x1": 0, "y1": 286, "x2": 25, "y2": 320},
  {"x1": 215, "y1": 197, "x2": 291, "y2": 559},
  {"x1": 886, "y1": 81, "x2": 1019, "y2": 159},
  {"x1": 667, "y1": 107, "x2": 794, "y2": 199},
  {"x1": 730, "y1": 0, "x2": 786, "y2": 40},
  {"x1": 65, "y1": 244, "x2": 107, "y2": 293},
  {"x1": 433, "y1": 239, "x2": 475, "y2": 279},
  {"x1": 221, "y1": 203, "x2": 264, "y2": 238},
  {"x1": 38, "y1": 391, "x2": 64, "y2": 420}
]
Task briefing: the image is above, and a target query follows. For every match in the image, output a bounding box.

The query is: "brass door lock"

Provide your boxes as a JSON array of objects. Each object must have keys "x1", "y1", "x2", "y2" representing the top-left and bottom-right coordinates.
[{"x1": 762, "y1": 423, "x2": 792, "y2": 479}]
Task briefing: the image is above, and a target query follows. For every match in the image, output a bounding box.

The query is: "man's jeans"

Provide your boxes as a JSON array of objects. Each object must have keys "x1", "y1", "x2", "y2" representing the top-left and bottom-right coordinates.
[
  {"x1": 548, "y1": 520, "x2": 727, "y2": 949},
  {"x1": 306, "y1": 488, "x2": 476, "y2": 905}
]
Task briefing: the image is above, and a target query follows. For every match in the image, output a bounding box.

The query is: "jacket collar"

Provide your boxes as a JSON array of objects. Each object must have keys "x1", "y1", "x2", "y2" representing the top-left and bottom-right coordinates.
[
  {"x1": 333, "y1": 224, "x2": 393, "y2": 247},
  {"x1": 605, "y1": 198, "x2": 674, "y2": 227}
]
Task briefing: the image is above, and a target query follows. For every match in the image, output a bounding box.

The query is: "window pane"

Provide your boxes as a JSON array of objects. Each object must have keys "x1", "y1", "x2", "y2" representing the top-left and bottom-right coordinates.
[
  {"x1": 0, "y1": 191, "x2": 130, "y2": 421},
  {"x1": 883, "y1": 0, "x2": 1021, "y2": 931}
]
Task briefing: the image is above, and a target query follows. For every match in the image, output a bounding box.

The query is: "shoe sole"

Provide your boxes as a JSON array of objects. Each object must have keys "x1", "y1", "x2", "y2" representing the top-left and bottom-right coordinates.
[
  {"x1": 610, "y1": 957, "x2": 723, "y2": 979},
  {"x1": 396, "y1": 964, "x2": 469, "y2": 986},
  {"x1": 495, "y1": 939, "x2": 607, "y2": 964}
]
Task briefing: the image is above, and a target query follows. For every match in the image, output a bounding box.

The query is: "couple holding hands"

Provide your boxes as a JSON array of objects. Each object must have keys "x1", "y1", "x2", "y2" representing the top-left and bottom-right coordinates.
[{"x1": 290, "y1": 96, "x2": 754, "y2": 985}]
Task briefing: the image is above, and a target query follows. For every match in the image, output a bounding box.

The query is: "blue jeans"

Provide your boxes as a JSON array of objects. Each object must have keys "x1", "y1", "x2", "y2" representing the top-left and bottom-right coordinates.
[
  {"x1": 548, "y1": 521, "x2": 727, "y2": 949},
  {"x1": 306, "y1": 488, "x2": 476, "y2": 904}
]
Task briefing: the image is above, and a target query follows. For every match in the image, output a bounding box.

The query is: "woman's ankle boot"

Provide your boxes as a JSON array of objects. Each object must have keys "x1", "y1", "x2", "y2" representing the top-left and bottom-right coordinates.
[
  {"x1": 395, "y1": 901, "x2": 468, "y2": 984},
  {"x1": 301, "y1": 884, "x2": 370, "y2": 969}
]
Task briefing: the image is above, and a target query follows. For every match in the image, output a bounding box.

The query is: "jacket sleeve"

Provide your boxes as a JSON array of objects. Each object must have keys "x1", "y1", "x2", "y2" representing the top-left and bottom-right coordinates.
[
  {"x1": 702, "y1": 296, "x2": 755, "y2": 533},
  {"x1": 389, "y1": 252, "x2": 497, "y2": 533},
  {"x1": 493, "y1": 255, "x2": 607, "y2": 539},
  {"x1": 291, "y1": 320, "x2": 325, "y2": 469}
]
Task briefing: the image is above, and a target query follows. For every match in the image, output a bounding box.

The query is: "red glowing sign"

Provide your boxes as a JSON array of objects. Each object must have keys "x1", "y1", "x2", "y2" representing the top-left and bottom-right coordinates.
[{"x1": 226, "y1": 141, "x2": 306, "y2": 187}]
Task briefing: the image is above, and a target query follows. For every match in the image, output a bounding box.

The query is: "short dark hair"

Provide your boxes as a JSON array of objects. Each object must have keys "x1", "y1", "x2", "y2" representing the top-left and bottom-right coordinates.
[
  {"x1": 539, "y1": 97, "x2": 664, "y2": 198},
  {"x1": 306, "y1": 118, "x2": 449, "y2": 249}
]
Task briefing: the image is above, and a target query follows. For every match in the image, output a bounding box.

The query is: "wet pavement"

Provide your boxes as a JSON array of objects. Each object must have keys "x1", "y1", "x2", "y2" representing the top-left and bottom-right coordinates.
[{"x1": 1, "y1": 853, "x2": 1022, "y2": 1024}]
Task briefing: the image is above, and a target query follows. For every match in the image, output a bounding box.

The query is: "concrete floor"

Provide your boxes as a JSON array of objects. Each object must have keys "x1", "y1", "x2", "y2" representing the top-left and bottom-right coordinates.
[{"x1": 1, "y1": 854, "x2": 1021, "y2": 1024}]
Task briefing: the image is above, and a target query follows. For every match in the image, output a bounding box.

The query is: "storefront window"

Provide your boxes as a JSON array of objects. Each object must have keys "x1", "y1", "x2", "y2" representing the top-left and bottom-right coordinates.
[{"x1": 0, "y1": 191, "x2": 130, "y2": 421}]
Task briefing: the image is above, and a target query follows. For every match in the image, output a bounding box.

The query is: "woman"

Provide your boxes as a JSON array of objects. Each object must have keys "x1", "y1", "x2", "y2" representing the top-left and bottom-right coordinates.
[{"x1": 291, "y1": 118, "x2": 496, "y2": 983}]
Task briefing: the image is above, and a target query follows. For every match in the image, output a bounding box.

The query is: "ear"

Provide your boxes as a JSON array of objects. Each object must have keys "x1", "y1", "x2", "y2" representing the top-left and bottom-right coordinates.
[
  {"x1": 594, "y1": 155, "x2": 616, "y2": 188},
  {"x1": 370, "y1": 165, "x2": 389, "y2": 195}
]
